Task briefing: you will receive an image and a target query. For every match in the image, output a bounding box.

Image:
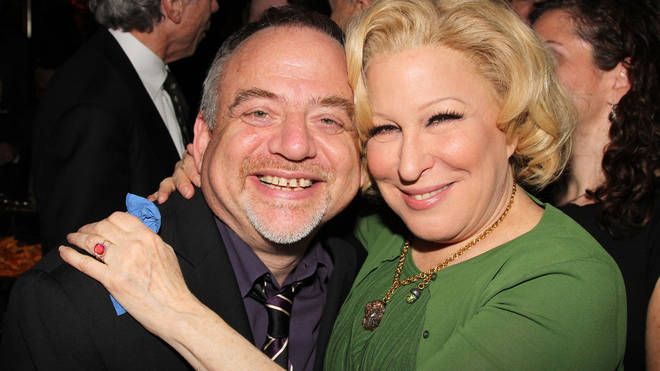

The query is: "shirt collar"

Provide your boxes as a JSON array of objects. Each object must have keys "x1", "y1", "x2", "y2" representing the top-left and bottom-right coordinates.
[
  {"x1": 108, "y1": 28, "x2": 167, "y2": 99},
  {"x1": 215, "y1": 218, "x2": 332, "y2": 297}
]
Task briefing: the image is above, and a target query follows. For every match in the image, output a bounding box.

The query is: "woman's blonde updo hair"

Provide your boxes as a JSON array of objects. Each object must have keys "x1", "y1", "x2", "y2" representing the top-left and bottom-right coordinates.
[{"x1": 345, "y1": 0, "x2": 575, "y2": 189}]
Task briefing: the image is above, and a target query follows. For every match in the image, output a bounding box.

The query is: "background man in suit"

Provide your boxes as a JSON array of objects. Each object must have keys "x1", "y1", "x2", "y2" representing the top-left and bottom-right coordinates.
[
  {"x1": 32, "y1": 0, "x2": 218, "y2": 253},
  {"x1": 2, "y1": 7, "x2": 364, "y2": 370}
]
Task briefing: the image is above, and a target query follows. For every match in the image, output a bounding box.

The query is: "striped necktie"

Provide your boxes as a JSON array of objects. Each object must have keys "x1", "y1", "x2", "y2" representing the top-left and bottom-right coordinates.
[
  {"x1": 250, "y1": 274, "x2": 301, "y2": 369},
  {"x1": 163, "y1": 71, "x2": 190, "y2": 144}
]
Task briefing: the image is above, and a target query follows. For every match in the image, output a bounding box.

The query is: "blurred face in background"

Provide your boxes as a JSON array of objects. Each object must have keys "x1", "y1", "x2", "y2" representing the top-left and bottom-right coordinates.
[
  {"x1": 248, "y1": 0, "x2": 288, "y2": 22},
  {"x1": 510, "y1": 0, "x2": 536, "y2": 23},
  {"x1": 329, "y1": 0, "x2": 371, "y2": 30},
  {"x1": 168, "y1": 0, "x2": 219, "y2": 62},
  {"x1": 533, "y1": 9, "x2": 614, "y2": 129}
]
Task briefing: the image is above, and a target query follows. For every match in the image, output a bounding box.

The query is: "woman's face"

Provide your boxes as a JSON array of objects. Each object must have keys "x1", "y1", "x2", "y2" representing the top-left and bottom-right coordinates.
[
  {"x1": 365, "y1": 46, "x2": 516, "y2": 244},
  {"x1": 533, "y1": 9, "x2": 612, "y2": 128}
]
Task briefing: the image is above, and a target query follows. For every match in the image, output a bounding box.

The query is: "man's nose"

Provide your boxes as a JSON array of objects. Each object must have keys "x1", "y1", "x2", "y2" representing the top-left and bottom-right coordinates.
[{"x1": 267, "y1": 113, "x2": 317, "y2": 161}]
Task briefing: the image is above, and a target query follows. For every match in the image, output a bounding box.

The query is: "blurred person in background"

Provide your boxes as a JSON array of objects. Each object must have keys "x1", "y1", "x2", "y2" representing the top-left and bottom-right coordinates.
[
  {"x1": 0, "y1": 0, "x2": 31, "y2": 200},
  {"x1": 532, "y1": 0, "x2": 659, "y2": 369},
  {"x1": 32, "y1": 0, "x2": 218, "y2": 253},
  {"x1": 508, "y1": 0, "x2": 539, "y2": 23},
  {"x1": 328, "y1": 0, "x2": 373, "y2": 30}
]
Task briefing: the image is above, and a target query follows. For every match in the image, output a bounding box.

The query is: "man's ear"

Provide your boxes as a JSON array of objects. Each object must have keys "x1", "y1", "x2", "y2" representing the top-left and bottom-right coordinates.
[
  {"x1": 162, "y1": 0, "x2": 184, "y2": 24},
  {"x1": 608, "y1": 61, "x2": 631, "y2": 105},
  {"x1": 355, "y1": 0, "x2": 373, "y2": 11},
  {"x1": 192, "y1": 113, "x2": 211, "y2": 173}
]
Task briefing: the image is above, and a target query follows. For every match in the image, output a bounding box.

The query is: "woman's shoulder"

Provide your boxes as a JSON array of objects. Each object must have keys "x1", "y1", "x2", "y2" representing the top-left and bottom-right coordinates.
[
  {"x1": 498, "y1": 203, "x2": 623, "y2": 280},
  {"x1": 526, "y1": 203, "x2": 609, "y2": 254}
]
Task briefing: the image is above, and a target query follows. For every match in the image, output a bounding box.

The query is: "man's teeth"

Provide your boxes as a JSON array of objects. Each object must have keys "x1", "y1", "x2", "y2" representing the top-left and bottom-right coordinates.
[
  {"x1": 413, "y1": 184, "x2": 450, "y2": 200},
  {"x1": 259, "y1": 175, "x2": 313, "y2": 189}
]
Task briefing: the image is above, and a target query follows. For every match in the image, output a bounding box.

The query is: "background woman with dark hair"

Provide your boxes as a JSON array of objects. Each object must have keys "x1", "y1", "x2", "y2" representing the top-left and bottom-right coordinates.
[{"x1": 532, "y1": 1, "x2": 659, "y2": 369}]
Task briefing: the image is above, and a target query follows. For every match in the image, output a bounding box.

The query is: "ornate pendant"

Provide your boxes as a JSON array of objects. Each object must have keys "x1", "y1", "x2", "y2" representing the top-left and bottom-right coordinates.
[
  {"x1": 362, "y1": 300, "x2": 386, "y2": 331},
  {"x1": 406, "y1": 287, "x2": 422, "y2": 304}
]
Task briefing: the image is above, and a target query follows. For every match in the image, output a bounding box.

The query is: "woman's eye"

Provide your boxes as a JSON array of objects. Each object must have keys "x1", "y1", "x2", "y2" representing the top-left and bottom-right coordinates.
[
  {"x1": 367, "y1": 124, "x2": 399, "y2": 141},
  {"x1": 428, "y1": 111, "x2": 463, "y2": 126}
]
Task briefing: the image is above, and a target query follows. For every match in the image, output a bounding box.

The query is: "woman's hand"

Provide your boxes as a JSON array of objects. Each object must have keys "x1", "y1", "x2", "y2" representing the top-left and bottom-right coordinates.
[
  {"x1": 59, "y1": 213, "x2": 281, "y2": 370},
  {"x1": 149, "y1": 144, "x2": 201, "y2": 204},
  {"x1": 59, "y1": 212, "x2": 200, "y2": 338}
]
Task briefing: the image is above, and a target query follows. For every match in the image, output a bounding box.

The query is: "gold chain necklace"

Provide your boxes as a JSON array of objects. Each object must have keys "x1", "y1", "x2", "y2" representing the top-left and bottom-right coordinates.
[{"x1": 362, "y1": 183, "x2": 517, "y2": 331}]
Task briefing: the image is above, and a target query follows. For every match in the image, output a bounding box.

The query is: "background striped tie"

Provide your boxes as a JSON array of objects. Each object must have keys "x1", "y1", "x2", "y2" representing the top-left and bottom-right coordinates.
[{"x1": 163, "y1": 71, "x2": 191, "y2": 144}]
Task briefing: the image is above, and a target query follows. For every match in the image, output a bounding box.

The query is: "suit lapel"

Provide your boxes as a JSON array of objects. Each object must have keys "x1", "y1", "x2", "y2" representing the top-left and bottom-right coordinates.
[
  {"x1": 159, "y1": 192, "x2": 254, "y2": 343},
  {"x1": 99, "y1": 29, "x2": 180, "y2": 161}
]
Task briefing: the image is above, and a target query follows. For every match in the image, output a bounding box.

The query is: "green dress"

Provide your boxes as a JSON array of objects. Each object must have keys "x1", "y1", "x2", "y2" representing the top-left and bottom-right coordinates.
[{"x1": 324, "y1": 203, "x2": 626, "y2": 370}]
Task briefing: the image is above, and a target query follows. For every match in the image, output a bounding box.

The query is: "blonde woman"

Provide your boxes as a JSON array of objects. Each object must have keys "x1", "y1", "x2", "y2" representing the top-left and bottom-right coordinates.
[
  {"x1": 56, "y1": 0, "x2": 625, "y2": 369},
  {"x1": 326, "y1": 0, "x2": 623, "y2": 368}
]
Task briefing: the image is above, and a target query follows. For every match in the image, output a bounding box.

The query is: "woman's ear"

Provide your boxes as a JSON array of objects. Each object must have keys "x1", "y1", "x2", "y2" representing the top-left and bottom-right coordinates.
[
  {"x1": 508, "y1": 133, "x2": 519, "y2": 158},
  {"x1": 608, "y1": 60, "x2": 631, "y2": 105}
]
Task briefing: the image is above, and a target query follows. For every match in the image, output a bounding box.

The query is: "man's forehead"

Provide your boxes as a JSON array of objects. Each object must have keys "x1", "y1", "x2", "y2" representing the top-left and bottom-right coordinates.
[
  {"x1": 231, "y1": 25, "x2": 344, "y2": 64},
  {"x1": 217, "y1": 25, "x2": 351, "y2": 103}
]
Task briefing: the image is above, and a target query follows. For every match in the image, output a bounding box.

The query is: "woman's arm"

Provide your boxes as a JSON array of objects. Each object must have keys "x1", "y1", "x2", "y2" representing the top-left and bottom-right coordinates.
[
  {"x1": 59, "y1": 212, "x2": 280, "y2": 371},
  {"x1": 148, "y1": 300, "x2": 279, "y2": 371},
  {"x1": 647, "y1": 277, "x2": 660, "y2": 371},
  {"x1": 415, "y1": 258, "x2": 626, "y2": 370}
]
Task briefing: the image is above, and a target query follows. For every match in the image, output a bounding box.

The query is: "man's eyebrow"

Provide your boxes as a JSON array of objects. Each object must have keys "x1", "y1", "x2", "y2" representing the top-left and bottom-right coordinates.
[
  {"x1": 317, "y1": 96, "x2": 355, "y2": 118},
  {"x1": 229, "y1": 88, "x2": 354, "y2": 118},
  {"x1": 229, "y1": 88, "x2": 278, "y2": 111}
]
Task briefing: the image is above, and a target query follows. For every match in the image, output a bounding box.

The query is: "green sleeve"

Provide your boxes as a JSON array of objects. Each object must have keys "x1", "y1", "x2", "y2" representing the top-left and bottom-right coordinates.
[
  {"x1": 354, "y1": 214, "x2": 377, "y2": 253},
  {"x1": 417, "y1": 259, "x2": 626, "y2": 370}
]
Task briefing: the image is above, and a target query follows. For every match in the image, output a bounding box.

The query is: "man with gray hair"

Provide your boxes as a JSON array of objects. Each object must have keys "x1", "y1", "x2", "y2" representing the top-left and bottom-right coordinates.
[{"x1": 32, "y1": 0, "x2": 218, "y2": 254}]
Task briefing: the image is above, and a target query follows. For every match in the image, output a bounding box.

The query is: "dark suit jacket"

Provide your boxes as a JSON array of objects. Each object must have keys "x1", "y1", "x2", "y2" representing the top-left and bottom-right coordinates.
[
  {"x1": 32, "y1": 29, "x2": 182, "y2": 253},
  {"x1": 1, "y1": 192, "x2": 365, "y2": 370}
]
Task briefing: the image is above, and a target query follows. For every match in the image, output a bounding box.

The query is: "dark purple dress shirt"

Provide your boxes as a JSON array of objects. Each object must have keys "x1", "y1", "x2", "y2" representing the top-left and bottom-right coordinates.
[{"x1": 216, "y1": 219, "x2": 333, "y2": 371}]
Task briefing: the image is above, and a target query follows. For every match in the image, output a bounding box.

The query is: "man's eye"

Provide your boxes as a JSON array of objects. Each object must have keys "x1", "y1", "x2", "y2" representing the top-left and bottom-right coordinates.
[
  {"x1": 240, "y1": 109, "x2": 275, "y2": 126},
  {"x1": 248, "y1": 110, "x2": 268, "y2": 118},
  {"x1": 321, "y1": 117, "x2": 343, "y2": 128},
  {"x1": 315, "y1": 117, "x2": 346, "y2": 135}
]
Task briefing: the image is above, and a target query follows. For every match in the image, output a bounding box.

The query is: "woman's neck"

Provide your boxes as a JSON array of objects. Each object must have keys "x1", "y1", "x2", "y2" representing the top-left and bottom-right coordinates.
[
  {"x1": 560, "y1": 120, "x2": 610, "y2": 205},
  {"x1": 411, "y1": 183, "x2": 543, "y2": 271}
]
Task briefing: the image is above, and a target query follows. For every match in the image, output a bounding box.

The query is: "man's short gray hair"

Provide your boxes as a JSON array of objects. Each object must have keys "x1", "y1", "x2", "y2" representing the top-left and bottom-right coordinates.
[
  {"x1": 200, "y1": 5, "x2": 344, "y2": 130},
  {"x1": 89, "y1": 0, "x2": 163, "y2": 32}
]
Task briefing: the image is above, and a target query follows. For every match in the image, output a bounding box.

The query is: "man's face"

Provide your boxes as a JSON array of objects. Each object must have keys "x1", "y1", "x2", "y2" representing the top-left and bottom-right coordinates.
[
  {"x1": 169, "y1": 0, "x2": 219, "y2": 62},
  {"x1": 195, "y1": 26, "x2": 360, "y2": 249}
]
